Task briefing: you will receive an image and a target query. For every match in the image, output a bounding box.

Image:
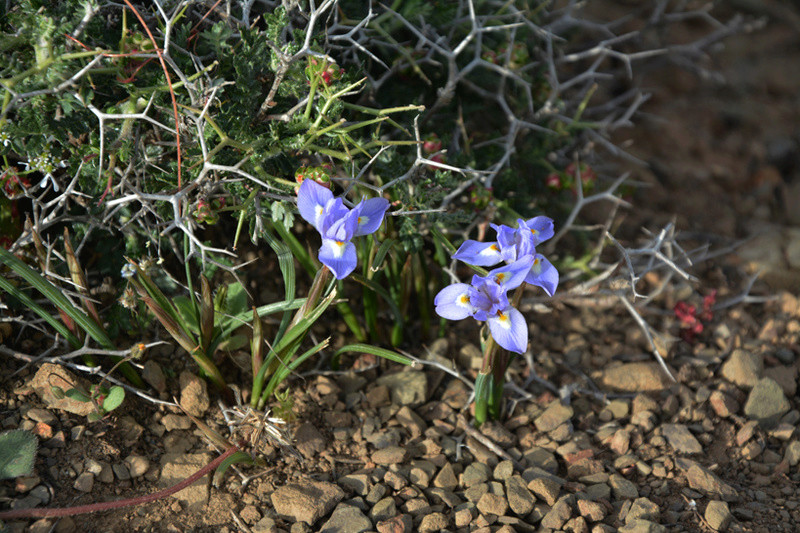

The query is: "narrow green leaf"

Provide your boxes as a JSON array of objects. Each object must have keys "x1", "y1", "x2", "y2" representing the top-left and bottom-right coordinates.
[
  {"x1": 261, "y1": 338, "x2": 329, "y2": 403},
  {"x1": 331, "y1": 343, "x2": 414, "y2": 369},
  {"x1": 213, "y1": 451, "x2": 254, "y2": 486},
  {"x1": 371, "y1": 238, "x2": 395, "y2": 270},
  {"x1": 350, "y1": 274, "x2": 403, "y2": 325},
  {"x1": 473, "y1": 372, "x2": 491, "y2": 427},
  {"x1": 0, "y1": 275, "x2": 81, "y2": 347}
]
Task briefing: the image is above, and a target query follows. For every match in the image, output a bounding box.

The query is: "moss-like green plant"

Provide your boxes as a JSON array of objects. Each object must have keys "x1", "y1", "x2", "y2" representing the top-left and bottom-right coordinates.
[{"x1": 0, "y1": 430, "x2": 37, "y2": 479}]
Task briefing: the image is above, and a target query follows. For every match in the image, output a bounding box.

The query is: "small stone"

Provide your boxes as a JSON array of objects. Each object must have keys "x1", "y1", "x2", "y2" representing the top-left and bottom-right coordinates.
[
  {"x1": 240, "y1": 505, "x2": 262, "y2": 524},
  {"x1": 160, "y1": 453, "x2": 212, "y2": 511},
  {"x1": 540, "y1": 496, "x2": 573, "y2": 530},
  {"x1": 528, "y1": 477, "x2": 561, "y2": 506},
  {"x1": 376, "y1": 514, "x2": 413, "y2": 533},
  {"x1": 320, "y1": 504, "x2": 372, "y2": 533},
  {"x1": 626, "y1": 498, "x2": 659, "y2": 523},
  {"x1": 179, "y1": 371, "x2": 210, "y2": 417},
  {"x1": 577, "y1": 499, "x2": 606, "y2": 521},
  {"x1": 720, "y1": 349, "x2": 763, "y2": 388},
  {"x1": 124, "y1": 454, "x2": 150, "y2": 478},
  {"x1": 28, "y1": 519, "x2": 54, "y2": 533},
  {"x1": 338, "y1": 474, "x2": 369, "y2": 496},
  {"x1": 15, "y1": 476, "x2": 41, "y2": 492},
  {"x1": 462, "y1": 462, "x2": 491, "y2": 488},
  {"x1": 535, "y1": 400, "x2": 574, "y2": 432},
  {"x1": 370, "y1": 496, "x2": 398, "y2": 522},
  {"x1": 26, "y1": 408, "x2": 58, "y2": 425},
  {"x1": 493, "y1": 460, "x2": 514, "y2": 481},
  {"x1": 523, "y1": 447, "x2": 558, "y2": 474},
  {"x1": 661, "y1": 424, "x2": 703, "y2": 454},
  {"x1": 295, "y1": 422, "x2": 326, "y2": 459},
  {"x1": 743, "y1": 377, "x2": 791, "y2": 428},
  {"x1": 763, "y1": 365, "x2": 797, "y2": 397},
  {"x1": 735, "y1": 420, "x2": 759, "y2": 446},
  {"x1": 73, "y1": 472, "x2": 94, "y2": 493},
  {"x1": 29, "y1": 363, "x2": 94, "y2": 416},
  {"x1": 433, "y1": 462, "x2": 458, "y2": 490},
  {"x1": 563, "y1": 516, "x2": 589, "y2": 533},
  {"x1": 686, "y1": 464, "x2": 738, "y2": 501},
  {"x1": 454, "y1": 506, "x2": 475, "y2": 528},
  {"x1": 505, "y1": 475, "x2": 536, "y2": 516},
  {"x1": 709, "y1": 391, "x2": 739, "y2": 418},
  {"x1": 609, "y1": 474, "x2": 638, "y2": 500},
  {"x1": 477, "y1": 492, "x2": 508, "y2": 516},
  {"x1": 617, "y1": 520, "x2": 667, "y2": 533},
  {"x1": 271, "y1": 479, "x2": 344, "y2": 525},
  {"x1": 97, "y1": 462, "x2": 114, "y2": 484},
  {"x1": 372, "y1": 445, "x2": 407, "y2": 465},
  {"x1": 112, "y1": 463, "x2": 131, "y2": 481},
  {"x1": 418, "y1": 512, "x2": 449, "y2": 532},
  {"x1": 395, "y1": 406, "x2": 427, "y2": 438},
  {"x1": 142, "y1": 360, "x2": 167, "y2": 393},
  {"x1": 784, "y1": 441, "x2": 800, "y2": 465},
  {"x1": 161, "y1": 414, "x2": 192, "y2": 431},
  {"x1": 375, "y1": 370, "x2": 428, "y2": 407},
  {"x1": 596, "y1": 362, "x2": 673, "y2": 392},
  {"x1": 705, "y1": 500, "x2": 732, "y2": 531},
  {"x1": 366, "y1": 385, "x2": 391, "y2": 408}
]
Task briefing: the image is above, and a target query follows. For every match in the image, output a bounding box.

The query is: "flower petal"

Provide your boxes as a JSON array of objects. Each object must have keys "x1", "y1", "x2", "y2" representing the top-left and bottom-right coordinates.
[
  {"x1": 524, "y1": 254, "x2": 559, "y2": 296},
  {"x1": 297, "y1": 179, "x2": 333, "y2": 232},
  {"x1": 453, "y1": 240, "x2": 503, "y2": 266},
  {"x1": 523, "y1": 216, "x2": 555, "y2": 245},
  {"x1": 434, "y1": 283, "x2": 479, "y2": 320},
  {"x1": 487, "y1": 307, "x2": 528, "y2": 354},
  {"x1": 353, "y1": 197, "x2": 390, "y2": 236},
  {"x1": 481, "y1": 256, "x2": 534, "y2": 291},
  {"x1": 319, "y1": 238, "x2": 357, "y2": 279}
]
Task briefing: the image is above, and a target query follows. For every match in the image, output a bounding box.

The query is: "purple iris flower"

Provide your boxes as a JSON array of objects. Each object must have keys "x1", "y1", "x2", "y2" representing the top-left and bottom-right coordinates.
[
  {"x1": 452, "y1": 216, "x2": 559, "y2": 297},
  {"x1": 296, "y1": 179, "x2": 390, "y2": 279},
  {"x1": 434, "y1": 259, "x2": 533, "y2": 353}
]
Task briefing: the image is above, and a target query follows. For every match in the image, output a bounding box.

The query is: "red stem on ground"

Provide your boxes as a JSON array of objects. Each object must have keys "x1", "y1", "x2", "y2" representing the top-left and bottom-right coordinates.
[{"x1": 0, "y1": 445, "x2": 239, "y2": 521}]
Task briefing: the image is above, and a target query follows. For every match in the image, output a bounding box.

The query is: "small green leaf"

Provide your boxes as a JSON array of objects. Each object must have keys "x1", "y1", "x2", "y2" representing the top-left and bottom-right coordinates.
[
  {"x1": 331, "y1": 343, "x2": 413, "y2": 370},
  {"x1": 50, "y1": 385, "x2": 66, "y2": 400},
  {"x1": 102, "y1": 386, "x2": 125, "y2": 412},
  {"x1": 225, "y1": 282, "x2": 248, "y2": 316},
  {"x1": 65, "y1": 388, "x2": 91, "y2": 403}
]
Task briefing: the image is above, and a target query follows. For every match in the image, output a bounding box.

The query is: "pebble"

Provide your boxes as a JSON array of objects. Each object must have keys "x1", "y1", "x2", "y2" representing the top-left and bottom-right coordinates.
[
  {"x1": 535, "y1": 400, "x2": 574, "y2": 432},
  {"x1": 372, "y1": 445, "x2": 407, "y2": 465},
  {"x1": 617, "y1": 519, "x2": 667, "y2": 533},
  {"x1": 430, "y1": 463, "x2": 455, "y2": 491},
  {"x1": 112, "y1": 463, "x2": 131, "y2": 481},
  {"x1": 477, "y1": 492, "x2": 508, "y2": 516},
  {"x1": 271, "y1": 479, "x2": 344, "y2": 525},
  {"x1": 609, "y1": 474, "x2": 639, "y2": 500},
  {"x1": 685, "y1": 464, "x2": 738, "y2": 501},
  {"x1": 370, "y1": 496, "x2": 397, "y2": 521},
  {"x1": 785, "y1": 441, "x2": 800, "y2": 465},
  {"x1": 504, "y1": 475, "x2": 536, "y2": 515},
  {"x1": 376, "y1": 514, "x2": 413, "y2": 533},
  {"x1": 709, "y1": 390, "x2": 740, "y2": 418},
  {"x1": 705, "y1": 500, "x2": 732, "y2": 531},
  {"x1": 596, "y1": 362, "x2": 674, "y2": 392},
  {"x1": 743, "y1": 377, "x2": 791, "y2": 428},
  {"x1": 528, "y1": 476, "x2": 561, "y2": 506},
  {"x1": 124, "y1": 454, "x2": 150, "y2": 478},
  {"x1": 26, "y1": 408, "x2": 57, "y2": 425},
  {"x1": 320, "y1": 504, "x2": 372, "y2": 533},
  {"x1": 493, "y1": 460, "x2": 513, "y2": 481},
  {"x1": 720, "y1": 349, "x2": 763, "y2": 388},
  {"x1": 73, "y1": 472, "x2": 94, "y2": 493},
  {"x1": 161, "y1": 414, "x2": 192, "y2": 431},
  {"x1": 375, "y1": 371, "x2": 428, "y2": 407},
  {"x1": 661, "y1": 424, "x2": 703, "y2": 454},
  {"x1": 577, "y1": 498, "x2": 606, "y2": 521},
  {"x1": 540, "y1": 496, "x2": 573, "y2": 529},
  {"x1": 462, "y1": 462, "x2": 491, "y2": 488},
  {"x1": 626, "y1": 497, "x2": 659, "y2": 523},
  {"x1": 160, "y1": 453, "x2": 212, "y2": 511},
  {"x1": 142, "y1": 360, "x2": 167, "y2": 393},
  {"x1": 179, "y1": 371, "x2": 210, "y2": 417},
  {"x1": 418, "y1": 512, "x2": 449, "y2": 532}
]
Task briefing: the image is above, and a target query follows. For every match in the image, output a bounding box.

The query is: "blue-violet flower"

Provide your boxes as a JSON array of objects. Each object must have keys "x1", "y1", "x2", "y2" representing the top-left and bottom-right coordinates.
[
  {"x1": 296, "y1": 178, "x2": 390, "y2": 280},
  {"x1": 434, "y1": 259, "x2": 533, "y2": 353},
  {"x1": 452, "y1": 216, "x2": 559, "y2": 296}
]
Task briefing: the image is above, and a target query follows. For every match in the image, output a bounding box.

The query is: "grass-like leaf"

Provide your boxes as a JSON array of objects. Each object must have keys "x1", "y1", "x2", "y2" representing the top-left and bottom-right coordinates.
[{"x1": 331, "y1": 343, "x2": 414, "y2": 370}]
